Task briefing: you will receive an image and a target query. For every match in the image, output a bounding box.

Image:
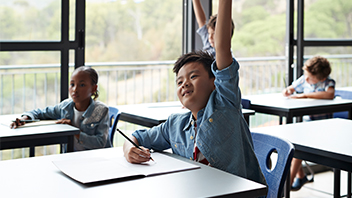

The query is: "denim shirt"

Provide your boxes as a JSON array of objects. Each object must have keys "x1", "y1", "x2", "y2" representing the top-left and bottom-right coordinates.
[
  {"x1": 133, "y1": 58, "x2": 267, "y2": 185},
  {"x1": 23, "y1": 98, "x2": 111, "y2": 150}
]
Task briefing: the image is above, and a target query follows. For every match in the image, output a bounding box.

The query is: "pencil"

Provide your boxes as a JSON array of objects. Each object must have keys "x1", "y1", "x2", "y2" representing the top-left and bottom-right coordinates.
[
  {"x1": 12, "y1": 119, "x2": 40, "y2": 123},
  {"x1": 116, "y1": 128, "x2": 154, "y2": 161}
]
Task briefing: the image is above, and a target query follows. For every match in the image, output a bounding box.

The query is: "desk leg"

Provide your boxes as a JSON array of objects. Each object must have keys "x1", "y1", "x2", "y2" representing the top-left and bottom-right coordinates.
[
  {"x1": 348, "y1": 172, "x2": 351, "y2": 198},
  {"x1": 29, "y1": 146, "x2": 35, "y2": 157},
  {"x1": 67, "y1": 136, "x2": 74, "y2": 152},
  {"x1": 333, "y1": 168, "x2": 341, "y2": 198},
  {"x1": 244, "y1": 115, "x2": 250, "y2": 126},
  {"x1": 285, "y1": 169, "x2": 291, "y2": 198}
]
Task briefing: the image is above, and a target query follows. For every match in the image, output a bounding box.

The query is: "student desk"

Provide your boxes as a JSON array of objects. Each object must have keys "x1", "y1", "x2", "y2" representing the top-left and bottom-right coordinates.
[
  {"x1": 252, "y1": 118, "x2": 352, "y2": 198},
  {"x1": 0, "y1": 147, "x2": 267, "y2": 198},
  {"x1": 0, "y1": 114, "x2": 79, "y2": 157},
  {"x1": 118, "y1": 101, "x2": 255, "y2": 127},
  {"x1": 244, "y1": 93, "x2": 352, "y2": 123}
]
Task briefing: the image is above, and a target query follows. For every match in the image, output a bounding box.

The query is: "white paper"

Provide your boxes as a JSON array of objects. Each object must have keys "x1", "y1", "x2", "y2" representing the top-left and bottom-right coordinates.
[{"x1": 53, "y1": 153, "x2": 200, "y2": 184}]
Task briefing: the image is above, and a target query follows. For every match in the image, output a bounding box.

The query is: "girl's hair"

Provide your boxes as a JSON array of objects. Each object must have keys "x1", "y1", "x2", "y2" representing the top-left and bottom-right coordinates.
[
  {"x1": 303, "y1": 56, "x2": 331, "y2": 80},
  {"x1": 206, "y1": 14, "x2": 235, "y2": 38},
  {"x1": 73, "y1": 66, "x2": 99, "y2": 100}
]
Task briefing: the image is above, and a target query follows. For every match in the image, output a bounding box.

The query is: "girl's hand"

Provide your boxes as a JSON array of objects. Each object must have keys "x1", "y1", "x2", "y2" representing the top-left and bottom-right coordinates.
[
  {"x1": 55, "y1": 118, "x2": 72, "y2": 126},
  {"x1": 125, "y1": 146, "x2": 151, "y2": 164},
  {"x1": 10, "y1": 116, "x2": 30, "y2": 129}
]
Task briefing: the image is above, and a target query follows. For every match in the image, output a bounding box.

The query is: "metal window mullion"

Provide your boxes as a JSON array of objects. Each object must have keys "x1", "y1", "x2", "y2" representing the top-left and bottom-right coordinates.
[
  {"x1": 11, "y1": 74, "x2": 15, "y2": 114},
  {"x1": 34, "y1": 74, "x2": 37, "y2": 108}
]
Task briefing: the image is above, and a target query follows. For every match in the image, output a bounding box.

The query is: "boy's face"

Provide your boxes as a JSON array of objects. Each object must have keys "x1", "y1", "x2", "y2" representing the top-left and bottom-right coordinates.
[
  {"x1": 176, "y1": 62, "x2": 215, "y2": 114},
  {"x1": 208, "y1": 28, "x2": 215, "y2": 47},
  {"x1": 304, "y1": 70, "x2": 325, "y2": 85}
]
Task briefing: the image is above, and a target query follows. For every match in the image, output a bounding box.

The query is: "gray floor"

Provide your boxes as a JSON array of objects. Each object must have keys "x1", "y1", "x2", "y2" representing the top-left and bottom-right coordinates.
[{"x1": 290, "y1": 170, "x2": 350, "y2": 198}]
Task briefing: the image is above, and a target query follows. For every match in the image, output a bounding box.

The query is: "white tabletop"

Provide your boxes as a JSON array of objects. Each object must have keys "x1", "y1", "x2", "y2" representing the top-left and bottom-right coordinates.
[
  {"x1": 245, "y1": 93, "x2": 352, "y2": 110},
  {"x1": 0, "y1": 114, "x2": 79, "y2": 153},
  {"x1": 0, "y1": 147, "x2": 267, "y2": 198},
  {"x1": 251, "y1": 118, "x2": 352, "y2": 171},
  {"x1": 118, "y1": 101, "x2": 255, "y2": 127}
]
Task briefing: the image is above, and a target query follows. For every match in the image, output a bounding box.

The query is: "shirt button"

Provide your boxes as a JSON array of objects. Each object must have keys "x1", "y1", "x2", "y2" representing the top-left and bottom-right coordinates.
[
  {"x1": 91, "y1": 124, "x2": 94, "y2": 127},
  {"x1": 209, "y1": 118, "x2": 213, "y2": 122},
  {"x1": 190, "y1": 135, "x2": 194, "y2": 140},
  {"x1": 191, "y1": 120, "x2": 194, "y2": 125},
  {"x1": 174, "y1": 144, "x2": 177, "y2": 148},
  {"x1": 190, "y1": 157, "x2": 192, "y2": 160}
]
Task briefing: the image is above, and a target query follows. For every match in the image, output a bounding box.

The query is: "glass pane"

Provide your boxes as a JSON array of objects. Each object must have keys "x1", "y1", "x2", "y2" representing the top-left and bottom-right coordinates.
[
  {"x1": 0, "y1": 51, "x2": 61, "y2": 114},
  {"x1": 85, "y1": 0, "x2": 182, "y2": 62},
  {"x1": 304, "y1": 0, "x2": 352, "y2": 39},
  {"x1": 304, "y1": 47, "x2": 352, "y2": 88},
  {"x1": 0, "y1": 0, "x2": 61, "y2": 41}
]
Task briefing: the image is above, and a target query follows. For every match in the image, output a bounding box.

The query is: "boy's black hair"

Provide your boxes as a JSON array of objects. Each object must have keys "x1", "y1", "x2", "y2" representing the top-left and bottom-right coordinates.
[
  {"x1": 303, "y1": 56, "x2": 331, "y2": 80},
  {"x1": 207, "y1": 14, "x2": 235, "y2": 38},
  {"x1": 173, "y1": 50, "x2": 215, "y2": 79},
  {"x1": 73, "y1": 66, "x2": 99, "y2": 100}
]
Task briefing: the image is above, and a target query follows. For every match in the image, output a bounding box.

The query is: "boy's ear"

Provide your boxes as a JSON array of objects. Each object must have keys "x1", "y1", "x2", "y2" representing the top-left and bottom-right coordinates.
[{"x1": 320, "y1": 77, "x2": 327, "y2": 82}]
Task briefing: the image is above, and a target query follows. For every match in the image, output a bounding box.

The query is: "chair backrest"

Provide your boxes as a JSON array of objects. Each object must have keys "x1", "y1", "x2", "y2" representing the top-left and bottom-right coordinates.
[
  {"x1": 251, "y1": 132, "x2": 295, "y2": 198},
  {"x1": 334, "y1": 89, "x2": 352, "y2": 118},
  {"x1": 241, "y1": 98, "x2": 251, "y2": 109},
  {"x1": 108, "y1": 106, "x2": 121, "y2": 147}
]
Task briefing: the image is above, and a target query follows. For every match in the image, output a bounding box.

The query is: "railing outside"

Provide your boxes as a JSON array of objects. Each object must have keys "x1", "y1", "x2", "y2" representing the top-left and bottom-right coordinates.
[{"x1": 1, "y1": 55, "x2": 352, "y2": 160}]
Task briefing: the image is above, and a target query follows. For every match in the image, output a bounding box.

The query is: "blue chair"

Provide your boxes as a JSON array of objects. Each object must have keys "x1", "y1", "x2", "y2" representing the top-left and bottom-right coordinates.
[
  {"x1": 241, "y1": 98, "x2": 251, "y2": 109},
  {"x1": 108, "y1": 106, "x2": 121, "y2": 147},
  {"x1": 251, "y1": 132, "x2": 295, "y2": 198},
  {"x1": 334, "y1": 89, "x2": 352, "y2": 119}
]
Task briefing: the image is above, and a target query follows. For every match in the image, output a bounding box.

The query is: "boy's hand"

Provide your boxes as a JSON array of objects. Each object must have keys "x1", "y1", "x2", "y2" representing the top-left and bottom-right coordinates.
[
  {"x1": 289, "y1": 93, "x2": 306, "y2": 99},
  {"x1": 282, "y1": 88, "x2": 292, "y2": 96},
  {"x1": 10, "y1": 116, "x2": 30, "y2": 129},
  {"x1": 124, "y1": 146, "x2": 151, "y2": 164}
]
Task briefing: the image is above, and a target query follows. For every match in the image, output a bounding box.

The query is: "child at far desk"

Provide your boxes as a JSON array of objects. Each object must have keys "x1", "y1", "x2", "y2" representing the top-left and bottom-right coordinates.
[
  {"x1": 11, "y1": 66, "x2": 111, "y2": 151},
  {"x1": 282, "y1": 55, "x2": 335, "y2": 191},
  {"x1": 123, "y1": 0, "x2": 266, "y2": 186}
]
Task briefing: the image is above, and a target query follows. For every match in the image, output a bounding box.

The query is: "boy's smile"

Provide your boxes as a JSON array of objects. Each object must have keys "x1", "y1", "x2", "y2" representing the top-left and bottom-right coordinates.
[{"x1": 176, "y1": 62, "x2": 215, "y2": 119}]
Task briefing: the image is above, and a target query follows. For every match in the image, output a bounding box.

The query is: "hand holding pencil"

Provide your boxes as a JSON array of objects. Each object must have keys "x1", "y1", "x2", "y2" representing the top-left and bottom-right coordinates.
[{"x1": 119, "y1": 128, "x2": 154, "y2": 163}]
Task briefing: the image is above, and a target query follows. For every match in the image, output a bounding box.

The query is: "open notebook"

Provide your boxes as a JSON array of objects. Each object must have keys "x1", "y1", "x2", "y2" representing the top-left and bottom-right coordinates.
[{"x1": 53, "y1": 152, "x2": 200, "y2": 184}]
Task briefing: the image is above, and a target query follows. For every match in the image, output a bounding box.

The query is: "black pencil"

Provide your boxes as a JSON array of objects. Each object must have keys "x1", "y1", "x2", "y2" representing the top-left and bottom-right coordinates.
[{"x1": 116, "y1": 128, "x2": 154, "y2": 161}]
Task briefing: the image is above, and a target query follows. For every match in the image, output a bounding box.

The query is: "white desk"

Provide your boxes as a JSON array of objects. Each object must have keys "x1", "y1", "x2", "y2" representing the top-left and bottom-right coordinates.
[
  {"x1": 0, "y1": 147, "x2": 267, "y2": 198},
  {"x1": 244, "y1": 93, "x2": 352, "y2": 123},
  {"x1": 252, "y1": 118, "x2": 352, "y2": 198},
  {"x1": 0, "y1": 114, "x2": 79, "y2": 156},
  {"x1": 119, "y1": 101, "x2": 255, "y2": 127}
]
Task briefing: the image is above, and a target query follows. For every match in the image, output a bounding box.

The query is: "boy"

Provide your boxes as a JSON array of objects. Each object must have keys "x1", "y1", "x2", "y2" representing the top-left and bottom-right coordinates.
[
  {"x1": 282, "y1": 55, "x2": 335, "y2": 190},
  {"x1": 192, "y1": 0, "x2": 235, "y2": 58},
  {"x1": 123, "y1": 0, "x2": 266, "y2": 186}
]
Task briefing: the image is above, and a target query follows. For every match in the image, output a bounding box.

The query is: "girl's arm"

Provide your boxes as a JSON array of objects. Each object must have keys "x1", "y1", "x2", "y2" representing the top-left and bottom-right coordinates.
[
  {"x1": 215, "y1": 0, "x2": 233, "y2": 70},
  {"x1": 192, "y1": 0, "x2": 207, "y2": 28},
  {"x1": 290, "y1": 87, "x2": 335, "y2": 99}
]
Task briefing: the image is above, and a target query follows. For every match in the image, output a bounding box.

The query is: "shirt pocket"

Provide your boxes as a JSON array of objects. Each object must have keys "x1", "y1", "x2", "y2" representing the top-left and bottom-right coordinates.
[
  {"x1": 81, "y1": 122, "x2": 99, "y2": 135},
  {"x1": 201, "y1": 111, "x2": 234, "y2": 146},
  {"x1": 170, "y1": 140, "x2": 186, "y2": 157}
]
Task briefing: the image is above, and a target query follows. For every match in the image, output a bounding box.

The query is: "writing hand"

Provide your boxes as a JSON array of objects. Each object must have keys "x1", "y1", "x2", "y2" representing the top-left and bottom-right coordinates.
[{"x1": 125, "y1": 146, "x2": 151, "y2": 164}]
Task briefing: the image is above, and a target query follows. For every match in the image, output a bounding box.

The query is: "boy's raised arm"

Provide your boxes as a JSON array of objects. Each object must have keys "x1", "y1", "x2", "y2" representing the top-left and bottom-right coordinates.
[
  {"x1": 192, "y1": 0, "x2": 207, "y2": 28},
  {"x1": 215, "y1": 0, "x2": 233, "y2": 70}
]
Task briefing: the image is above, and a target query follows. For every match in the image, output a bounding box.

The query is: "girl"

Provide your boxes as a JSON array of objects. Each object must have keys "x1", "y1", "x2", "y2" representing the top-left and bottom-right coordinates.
[{"x1": 11, "y1": 66, "x2": 111, "y2": 150}]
